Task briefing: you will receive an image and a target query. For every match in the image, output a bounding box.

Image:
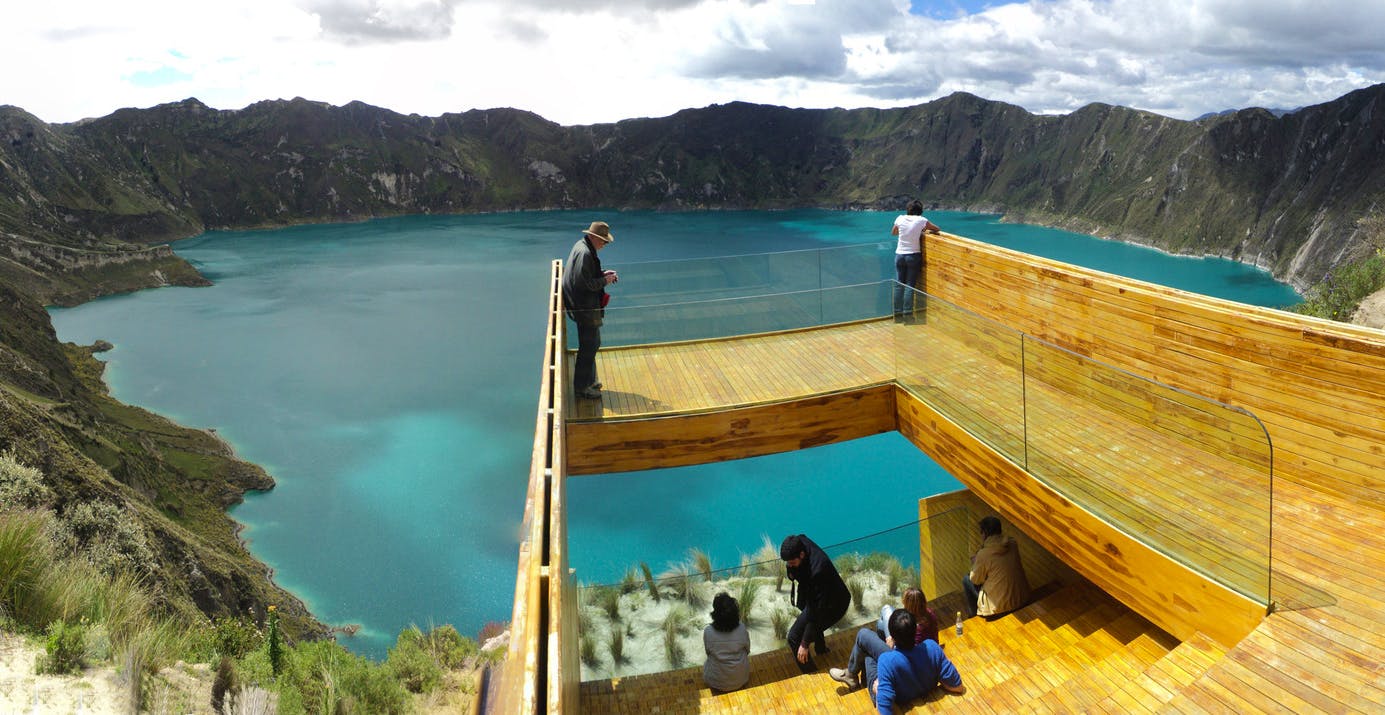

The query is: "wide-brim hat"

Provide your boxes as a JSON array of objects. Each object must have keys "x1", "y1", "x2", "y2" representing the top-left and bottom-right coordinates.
[{"x1": 583, "y1": 221, "x2": 614, "y2": 243}]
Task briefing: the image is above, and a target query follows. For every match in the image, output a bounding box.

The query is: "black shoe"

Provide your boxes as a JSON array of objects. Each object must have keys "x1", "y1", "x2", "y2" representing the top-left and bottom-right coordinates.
[
  {"x1": 577, "y1": 386, "x2": 602, "y2": 399},
  {"x1": 795, "y1": 657, "x2": 818, "y2": 674},
  {"x1": 591, "y1": 381, "x2": 602, "y2": 390},
  {"x1": 814, "y1": 641, "x2": 830, "y2": 655}
]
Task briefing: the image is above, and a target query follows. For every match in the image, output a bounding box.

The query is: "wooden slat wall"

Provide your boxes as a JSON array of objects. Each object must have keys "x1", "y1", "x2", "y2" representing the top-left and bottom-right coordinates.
[
  {"x1": 925, "y1": 232, "x2": 1385, "y2": 504},
  {"x1": 897, "y1": 386, "x2": 1265, "y2": 648},
  {"x1": 565, "y1": 384, "x2": 897, "y2": 475},
  {"x1": 919, "y1": 489, "x2": 1078, "y2": 606}
]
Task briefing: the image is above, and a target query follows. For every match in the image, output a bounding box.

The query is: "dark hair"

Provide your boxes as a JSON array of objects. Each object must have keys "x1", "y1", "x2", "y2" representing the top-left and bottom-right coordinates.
[
  {"x1": 979, "y1": 516, "x2": 1002, "y2": 537},
  {"x1": 907, "y1": 200, "x2": 924, "y2": 216},
  {"x1": 710, "y1": 592, "x2": 741, "y2": 632},
  {"x1": 780, "y1": 534, "x2": 804, "y2": 561},
  {"x1": 888, "y1": 608, "x2": 917, "y2": 650}
]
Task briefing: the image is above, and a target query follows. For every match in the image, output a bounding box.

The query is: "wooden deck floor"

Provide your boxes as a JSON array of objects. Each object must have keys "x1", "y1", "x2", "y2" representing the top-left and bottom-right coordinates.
[
  {"x1": 570, "y1": 320, "x2": 1385, "y2": 713},
  {"x1": 566, "y1": 320, "x2": 895, "y2": 421}
]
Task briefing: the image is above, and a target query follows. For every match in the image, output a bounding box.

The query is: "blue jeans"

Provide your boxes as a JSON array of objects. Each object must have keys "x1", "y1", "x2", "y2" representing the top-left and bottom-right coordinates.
[
  {"x1": 893, "y1": 253, "x2": 923, "y2": 318},
  {"x1": 877, "y1": 605, "x2": 894, "y2": 638},
  {"x1": 962, "y1": 574, "x2": 980, "y2": 617},
  {"x1": 845, "y1": 627, "x2": 891, "y2": 690}
]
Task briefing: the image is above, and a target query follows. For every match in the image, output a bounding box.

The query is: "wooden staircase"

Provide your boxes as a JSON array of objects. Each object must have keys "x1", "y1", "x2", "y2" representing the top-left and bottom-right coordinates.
[
  {"x1": 921, "y1": 580, "x2": 1226, "y2": 713},
  {"x1": 577, "y1": 579, "x2": 1233, "y2": 713}
]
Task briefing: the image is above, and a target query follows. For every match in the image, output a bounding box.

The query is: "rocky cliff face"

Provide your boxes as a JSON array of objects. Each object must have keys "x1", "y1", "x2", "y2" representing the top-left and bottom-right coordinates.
[{"x1": 7, "y1": 88, "x2": 1385, "y2": 294}]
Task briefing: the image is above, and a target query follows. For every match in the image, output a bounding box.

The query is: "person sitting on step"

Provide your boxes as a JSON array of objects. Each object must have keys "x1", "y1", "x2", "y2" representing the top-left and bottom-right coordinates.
[
  {"x1": 830, "y1": 608, "x2": 965, "y2": 712},
  {"x1": 876, "y1": 586, "x2": 940, "y2": 646},
  {"x1": 962, "y1": 515, "x2": 1032, "y2": 618}
]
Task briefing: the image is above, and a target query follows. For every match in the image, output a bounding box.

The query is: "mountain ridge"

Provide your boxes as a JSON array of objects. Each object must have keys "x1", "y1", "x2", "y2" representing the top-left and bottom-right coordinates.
[
  {"x1": 3, "y1": 85, "x2": 1384, "y2": 645},
  {"x1": 7, "y1": 85, "x2": 1385, "y2": 301}
]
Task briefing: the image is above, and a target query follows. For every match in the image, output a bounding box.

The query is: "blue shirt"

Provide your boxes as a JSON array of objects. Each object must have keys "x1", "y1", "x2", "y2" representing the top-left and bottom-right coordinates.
[{"x1": 875, "y1": 639, "x2": 961, "y2": 714}]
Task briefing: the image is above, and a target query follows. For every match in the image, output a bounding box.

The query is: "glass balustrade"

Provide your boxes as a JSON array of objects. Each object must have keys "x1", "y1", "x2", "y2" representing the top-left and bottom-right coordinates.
[
  {"x1": 891, "y1": 282, "x2": 1272, "y2": 605},
  {"x1": 566, "y1": 242, "x2": 895, "y2": 347}
]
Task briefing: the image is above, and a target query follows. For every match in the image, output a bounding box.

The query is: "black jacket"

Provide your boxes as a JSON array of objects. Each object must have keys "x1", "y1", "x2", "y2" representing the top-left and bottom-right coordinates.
[
  {"x1": 786, "y1": 534, "x2": 850, "y2": 641},
  {"x1": 562, "y1": 236, "x2": 606, "y2": 322}
]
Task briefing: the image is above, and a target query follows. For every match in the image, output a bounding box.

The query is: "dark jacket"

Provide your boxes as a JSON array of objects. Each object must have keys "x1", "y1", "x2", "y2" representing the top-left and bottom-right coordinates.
[
  {"x1": 786, "y1": 534, "x2": 850, "y2": 643},
  {"x1": 562, "y1": 236, "x2": 606, "y2": 324}
]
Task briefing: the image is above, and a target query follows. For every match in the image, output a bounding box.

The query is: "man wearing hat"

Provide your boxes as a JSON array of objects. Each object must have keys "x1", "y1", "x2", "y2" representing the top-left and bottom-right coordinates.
[
  {"x1": 781, "y1": 533, "x2": 851, "y2": 673},
  {"x1": 563, "y1": 220, "x2": 617, "y2": 400}
]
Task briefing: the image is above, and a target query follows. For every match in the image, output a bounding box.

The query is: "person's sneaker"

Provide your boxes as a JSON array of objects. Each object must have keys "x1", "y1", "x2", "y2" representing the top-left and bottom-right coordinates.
[
  {"x1": 829, "y1": 667, "x2": 856, "y2": 689},
  {"x1": 590, "y1": 382, "x2": 602, "y2": 390},
  {"x1": 577, "y1": 386, "x2": 602, "y2": 399}
]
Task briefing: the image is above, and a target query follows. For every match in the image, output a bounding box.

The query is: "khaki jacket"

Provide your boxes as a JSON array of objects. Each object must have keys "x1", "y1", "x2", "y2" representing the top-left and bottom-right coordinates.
[{"x1": 970, "y1": 534, "x2": 1031, "y2": 616}]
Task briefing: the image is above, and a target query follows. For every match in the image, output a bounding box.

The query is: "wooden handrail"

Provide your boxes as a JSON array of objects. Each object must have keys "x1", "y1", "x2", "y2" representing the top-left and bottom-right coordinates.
[{"x1": 487, "y1": 260, "x2": 565, "y2": 714}]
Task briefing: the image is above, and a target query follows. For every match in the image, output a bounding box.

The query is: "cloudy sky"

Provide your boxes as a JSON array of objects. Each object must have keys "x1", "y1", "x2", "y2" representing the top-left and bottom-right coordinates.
[{"x1": 4, "y1": 0, "x2": 1384, "y2": 126}]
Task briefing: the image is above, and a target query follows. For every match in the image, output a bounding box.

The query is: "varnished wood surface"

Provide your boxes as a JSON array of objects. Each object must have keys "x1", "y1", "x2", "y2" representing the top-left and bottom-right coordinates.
[
  {"x1": 538, "y1": 235, "x2": 1385, "y2": 713},
  {"x1": 897, "y1": 388, "x2": 1266, "y2": 648},
  {"x1": 925, "y1": 232, "x2": 1385, "y2": 504},
  {"x1": 566, "y1": 385, "x2": 896, "y2": 475},
  {"x1": 564, "y1": 320, "x2": 895, "y2": 421}
]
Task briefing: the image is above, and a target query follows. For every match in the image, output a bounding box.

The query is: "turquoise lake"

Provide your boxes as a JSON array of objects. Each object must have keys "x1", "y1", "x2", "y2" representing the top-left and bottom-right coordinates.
[{"x1": 47, "y1": 209, "x2": 1300, "y2": 658}]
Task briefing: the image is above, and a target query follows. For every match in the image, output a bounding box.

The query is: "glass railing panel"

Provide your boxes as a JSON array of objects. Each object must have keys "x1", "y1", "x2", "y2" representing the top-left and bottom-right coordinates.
[
  {"x1": 1020, "y1": 335, "x2": 1272, "y2": 603},
  {"x1": 893, "y1": 288, "x2": 1027, "y2": 463},
  {"x1": 608, "y1": 242, "x2": 887, "y2": 308},
  {"x1": 573, "y1": 520, "x2": 937, "y2": 682},
  {"x1": 818, "y1": 242, "x2": 896, "y2": 290},
  {"x1": 584, "y1": 281, "x2": 891, "y2": 347}
]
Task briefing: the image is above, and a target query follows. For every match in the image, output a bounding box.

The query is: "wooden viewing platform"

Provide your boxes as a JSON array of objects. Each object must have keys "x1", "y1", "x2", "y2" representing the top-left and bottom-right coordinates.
[{"x1": 490, "y1": 232, "x2": 1385, "y2": 713}]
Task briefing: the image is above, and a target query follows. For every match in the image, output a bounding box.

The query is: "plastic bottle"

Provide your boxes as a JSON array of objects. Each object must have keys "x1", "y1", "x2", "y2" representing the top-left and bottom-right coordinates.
[{"x1": 955, "y1": 611, "x2": 964, "y2": 636}]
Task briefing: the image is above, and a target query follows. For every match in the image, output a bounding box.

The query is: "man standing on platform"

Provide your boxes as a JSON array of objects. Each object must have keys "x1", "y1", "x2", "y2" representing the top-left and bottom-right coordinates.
[
  {"x1": 781, "y1": 533, "x2": 851, "y2": 672},
  {"x1": 563, "y1": 220, "x2": 617, "y2": 400}
]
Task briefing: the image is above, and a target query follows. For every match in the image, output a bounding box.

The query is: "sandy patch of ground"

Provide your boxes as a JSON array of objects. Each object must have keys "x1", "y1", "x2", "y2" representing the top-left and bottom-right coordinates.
[
  {"x1": 0, "y1": 632, "x2": 131, "y2": 714},
  {"x1": 1351, "y1": 287, "x2": 1385, "y2": 329}
]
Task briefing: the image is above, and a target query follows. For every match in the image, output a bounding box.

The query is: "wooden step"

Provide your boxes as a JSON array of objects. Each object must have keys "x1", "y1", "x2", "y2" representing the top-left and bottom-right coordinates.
[
  {"x1": 961, "y1": 611, "x2": 1168, "y2": 713},
  {"x1": 937, "y1": 583, "x2": 1120, "y2": 690},
  {"x1": 919, "y1": 585, "x2": 1153, "y2": 711}
]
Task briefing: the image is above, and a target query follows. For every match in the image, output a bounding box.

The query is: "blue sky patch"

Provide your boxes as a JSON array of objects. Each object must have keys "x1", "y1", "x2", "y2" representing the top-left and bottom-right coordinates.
[
  {"x1": 127, "y1": 66, "x2": 192, "y2": 88},
  {"x1": 909, "y1": 0, "x2": 1007, "y2": 18}
]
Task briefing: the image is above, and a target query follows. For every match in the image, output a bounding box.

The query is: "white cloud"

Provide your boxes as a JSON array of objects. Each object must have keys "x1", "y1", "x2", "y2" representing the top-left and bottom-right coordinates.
[{"x1": 0, "y1": 0, "x2": 1381, "y2": 125}]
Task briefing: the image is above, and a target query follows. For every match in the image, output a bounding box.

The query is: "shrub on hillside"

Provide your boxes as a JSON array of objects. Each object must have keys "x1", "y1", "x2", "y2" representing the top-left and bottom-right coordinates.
[
  {"x1": 1293, "y1": 253, "x2": 1385, "y2": 321},
  {"x1": 1293, "y1": 213, "x2": 1385, "y2": 321},
  {"x1": 200, "y1": 614, "x2": 266, "y2": 660},
  {"x1": 386, "y1": 626, "x2": 444, "y2": 693},
  {"x1": 36, "y1": 618, "x2": 86, "y2": 674},
  {"x1": 0, "y1": 450, "x2": 52, "y2": 510},
  {"x1": 58, "y1": 500, "x2": 157, "y2": 578},
  {"x1": 239, "y1": 638, "x2": 409, "y2": 715},
  {"x1": 396, "y1": 623, "x2": 474, "y2": 669}
]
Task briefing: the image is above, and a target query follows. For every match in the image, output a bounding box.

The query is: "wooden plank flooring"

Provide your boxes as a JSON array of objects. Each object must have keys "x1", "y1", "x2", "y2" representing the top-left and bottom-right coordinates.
[
  {"x1": 566, "y1": 320, "x2": 896, "y2": 421},
  {"x1": 570, "y1": 319, "x2": 1385, "y2": 713}
]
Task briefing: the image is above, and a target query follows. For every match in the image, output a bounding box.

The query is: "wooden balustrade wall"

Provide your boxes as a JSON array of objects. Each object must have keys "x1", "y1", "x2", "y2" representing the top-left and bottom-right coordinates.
[{"x1": 924, "y1": 232, "x2": 1385, "y2": 505}]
